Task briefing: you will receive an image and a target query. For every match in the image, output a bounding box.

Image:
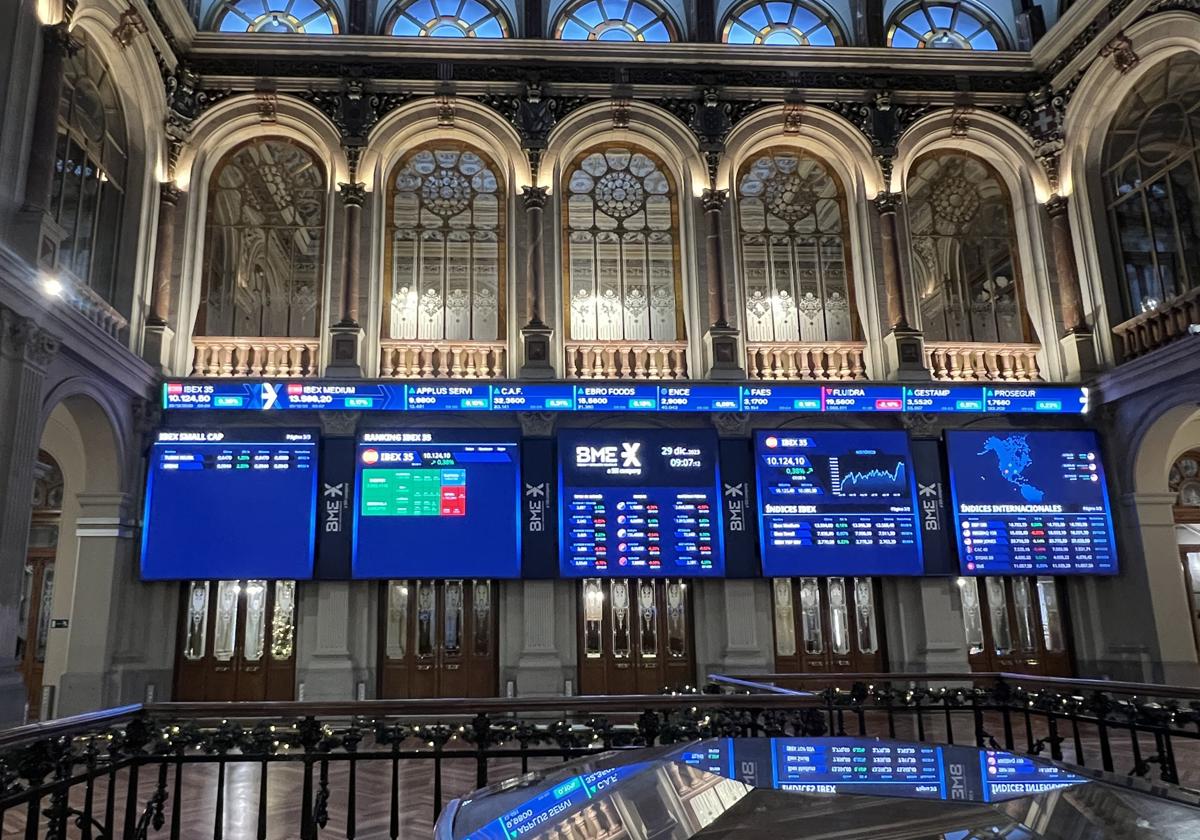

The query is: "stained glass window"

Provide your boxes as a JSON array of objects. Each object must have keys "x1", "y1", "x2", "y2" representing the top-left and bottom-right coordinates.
[
  {"x1": 905, "y1": 152, "x2": 1026, "y2": 343},
  {"x1": 212, "y1": 0, "x2": 340, "y2": 32},
  {"x1": 384, "y1": 145, "x2": 504, "y2": 341},
  {"x1": 564, "y1": 147, "x2": 683, "y2": 341},
  {"x1": 887, "y1": 1, "x2": 1004, "y2": 49},
  {"x1": 49, "y1": 32, "x2": 126, "y2": 302},
  {"x1": 737, "y1": 149, "x2": 854, "y2": 342},
  {"x1": 197, "y1": 138, "x2": 325, "y2": 338},
  {"x1": 385, "y1": 0, "x2": 510, "y2": 36},
  {"x1": 1103, "y1": 53, "x2": 1200, "y2": 317},
  {"x1": 553, "y1": 0, "x2": 676, "y2": 41},
  {"x1": 722, "y1": 0, "x2": 842, "y2": 45}
]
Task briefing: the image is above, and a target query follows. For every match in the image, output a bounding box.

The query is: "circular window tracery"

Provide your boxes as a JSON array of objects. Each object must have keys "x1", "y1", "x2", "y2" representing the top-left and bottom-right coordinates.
[
  {"x1": 886, "y1": 0, "x2": 1004, "y2": 49},
  {"x1": 385, "y1": 0, "x2": 510, "y2": 37},
  {"x1": 212, "y1": 0, "x2": 340, "y2": 33},
  {"x1": 553, "y1": 0, "x2": 677, "y2": 41},
  {"x1": 722, "y1": 0, "x2": 842, "y2": 45}
]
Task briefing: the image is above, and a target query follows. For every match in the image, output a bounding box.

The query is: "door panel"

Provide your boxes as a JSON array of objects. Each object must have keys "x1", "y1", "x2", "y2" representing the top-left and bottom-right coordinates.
[
  {"x1": 174, "y1": 580, "x2": 297, "y2": 702},
  {"x1": 578, "y1": 579, "x2": 695, "y2": 695},
  {"x1": 378, "y1": 580, "x2": 498, "y2": 698},
  {"x1": 771, "y1": 578, "x2": 886, "y2": 674},
  {"x1": 961, "y1": 576, "x2": 1073, "y2": 676}
]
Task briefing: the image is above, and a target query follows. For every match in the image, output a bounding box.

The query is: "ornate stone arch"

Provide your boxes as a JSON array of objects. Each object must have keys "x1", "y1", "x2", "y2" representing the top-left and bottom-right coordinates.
[{"x1": 896, "y1": 108, "x2": 1060, "y2": 379}]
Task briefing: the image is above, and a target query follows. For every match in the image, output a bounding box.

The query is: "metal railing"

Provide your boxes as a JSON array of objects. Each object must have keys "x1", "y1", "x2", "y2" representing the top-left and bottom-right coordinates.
[{"x1": 3, "y1": 673, "x2": 1200, "y2": 839}]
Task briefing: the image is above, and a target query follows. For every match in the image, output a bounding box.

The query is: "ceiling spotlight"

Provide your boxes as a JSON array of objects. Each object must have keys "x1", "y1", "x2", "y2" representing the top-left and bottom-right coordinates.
[{"x1": 42, "y1": 276, "x2": 64, "y2": 298}]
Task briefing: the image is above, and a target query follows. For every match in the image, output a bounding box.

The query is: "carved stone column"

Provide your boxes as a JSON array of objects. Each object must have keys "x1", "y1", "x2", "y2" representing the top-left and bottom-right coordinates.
[
  {"x1": 873, "y1": 192, "x2": 928, "y2": 381},
  {"x1": 520, "y1": 186, "x2": 554, "y2": 379},
  {"x1": 1045, "y1": 195, "x2": 1097, "y2": 379},
  {"x1": 0, "y1": 309, "x2": 60, "y2": 725},
  {"x1": 701, "y1": 188, "x2": 743, "y2": 380},
  {"x1": 143, "y1": 183, "x2": 182, "y2": 371},
  {"x1": 327, "y1": 182, "x2": 366, "y2": 378}
]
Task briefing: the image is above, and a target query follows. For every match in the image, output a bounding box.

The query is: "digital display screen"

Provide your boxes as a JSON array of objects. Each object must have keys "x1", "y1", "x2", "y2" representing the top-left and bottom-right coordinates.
[
  {"x1": 946, "y1": 430, "x2": 1117, "y2": 575},
  {"x1": 163, "y1": 381, "x2": 1089, "y2": 416},
  {"x1": 352, "y1": 431, "x2": 521, "y2": 578},
  {"x1": 140, "y1": 429, "x2": 318, "y2": 580},
  {"x1": 673, "y1": 738, "x2": 1086, "y2": 802},
  {"x1": 558, "y1": 429, "x2": 724, "y2": 577},
  {"x1": 755, "y1": 431, "x2": 923, "y2": 576}
]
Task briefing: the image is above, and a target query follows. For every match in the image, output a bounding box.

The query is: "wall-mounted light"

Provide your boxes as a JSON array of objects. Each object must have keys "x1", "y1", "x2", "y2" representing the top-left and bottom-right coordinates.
[{"x1": 41, "y1": 274, "x2": 64, "y2": 298}]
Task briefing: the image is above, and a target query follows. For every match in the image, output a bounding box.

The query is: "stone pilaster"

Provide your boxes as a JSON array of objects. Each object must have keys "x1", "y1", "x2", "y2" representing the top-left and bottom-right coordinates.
[
  {"x1": 701, "y1": 188, "x2": 743, "y2": 379},
  {"x1": 1045, "y1": 194, "x2": 1098, "y2": 379},
  {"x1": 328, "y1": 182, "x2": 366, "y2": 378},
  {"x1": 520, "y1": 186, "x2": 554, "y2": 379},
  {"x1": 873, "y1": 192, "x2": 928, "y2": 381},
  {"x1": 0, "y1": 308, "x2": 59, "y2": 725},
  {"x1": 143, "y1": 182, "x2": 183, "y2": 371}
]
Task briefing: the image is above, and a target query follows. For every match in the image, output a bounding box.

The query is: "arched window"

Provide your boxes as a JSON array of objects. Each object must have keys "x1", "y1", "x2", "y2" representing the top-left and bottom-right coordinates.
[
  {"x1": 49, "y1": 33, "x2": 126, "y2": 301},
  {"x1": 384, "y1": 0, "x2": 510, "y2": 36},
  {"x1": 384, "y1": 145, "x2": 505, "y2": 341},
  {"x1": 722, "y1": 0, "x2": 843, "y2": 45},
  {"x1": 737, "y1": 149, "x2": 855, "y2": 341},
  {"x1": 887, "y1": 0, "x2": 1004, "y2": 49},
  {"x1": 1103, "y1": 53, "x2": 1200, "y2": 317},
  {"x1": 211, "y1": 0, "x2": 340, "y2": 32},
  {"x1": 564, "y1": 146, "x2": 683, "y2": 341},
  {"x1": 553, "y1": 0, "x2": 676, "y2": 41},
  {"x1": 197, "y1": 138, "x2": 326, "y2": 338},
  {"x1": 905, "y1": 152, "x2": 1026, "y2": 343}
]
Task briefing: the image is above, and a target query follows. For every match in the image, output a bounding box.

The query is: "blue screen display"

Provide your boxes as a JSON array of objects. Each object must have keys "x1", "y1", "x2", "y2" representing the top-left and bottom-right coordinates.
[
  {"x1": 352, "y1": 431, "x2": 521, "y2": 578},
  {"x1": 755, "y1": 431, "x2": 923, "y2": 576},
  {"x1": 558, "y1": 429, "x2": 724, "y2": 577},
  {"x1": 946, "y1": 430, "x2": 1117, "y2": 575},
  {"x1": 140, "y1": 429, "x2": 318, "y2": 580}
]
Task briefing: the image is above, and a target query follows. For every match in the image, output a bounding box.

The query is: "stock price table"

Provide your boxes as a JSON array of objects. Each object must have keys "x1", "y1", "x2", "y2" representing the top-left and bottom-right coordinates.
[
  {"x1": 947, "y1": 430, "x2": 1117, "y2": 575},
  {"x1": 755, "y1": 431, "x2": 923, "y2": 576}
]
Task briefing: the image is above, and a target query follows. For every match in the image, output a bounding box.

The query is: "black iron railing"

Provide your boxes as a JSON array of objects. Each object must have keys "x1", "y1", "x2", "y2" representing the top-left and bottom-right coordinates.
[{"x1": 1, "y1": 673, "x2": 1199, "y2": 839}]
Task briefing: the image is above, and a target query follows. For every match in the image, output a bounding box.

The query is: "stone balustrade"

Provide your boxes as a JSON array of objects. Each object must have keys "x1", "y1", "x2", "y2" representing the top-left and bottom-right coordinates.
[
  {"x1": 565, "y1": 341, "x2": 689, "y2": 379},
  {"x1": 746, "y1": 341, "x2": 868, "y2": 380},
  {"x1": 1113, "y1": 287, "x2": 1200, "y2": 360},
  {"x1": 68, "y1": 278, "x2": 127, "y2": 341},
  {"x1": 378, "y1": 340, "x2": 507, "y2": 379},
  {"x1": 190, "y1": 337, "x2": 321, "y2": 377},
  {"x1": 924, "y1": 341, "x2": 1042, "y2": 381}
]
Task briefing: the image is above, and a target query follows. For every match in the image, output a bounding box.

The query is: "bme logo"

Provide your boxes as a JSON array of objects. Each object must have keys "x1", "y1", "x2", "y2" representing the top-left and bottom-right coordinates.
[{"x1": 575, "y1": 442, "x2": 641, "y2": 469}]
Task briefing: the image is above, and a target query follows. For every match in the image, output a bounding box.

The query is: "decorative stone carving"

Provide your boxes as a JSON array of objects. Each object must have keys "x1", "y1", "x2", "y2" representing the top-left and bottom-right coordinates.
[
  {"x1": 111, "y1": 6, "x2": 147, "y2": 48},
  {"x1": 950, "y1": 108, "x2": 970, "y2": 137},
  {"x1": 256, "y1": 90, "x2": 278, "y2": 123},
  {"x1": 337, "y1": 181, "x2": 367, "y2": 208},
  {"x1": 783, "y1": 96, "x2": 803, "y2": 135},
  {"x1": 477, "y1": 82, "x2": 586, "y2": 182},
  {"x1": 0, "y1": 309, "x2": 60, "y2": 367},
  {"x1": 319, "y1": 411, "x2": 361, "y2": 437},
  {"x1": 711, "y1": 412, "x2": 751, "y2": 437},
  {"x1": 518, "y1": 412, "x2": 556, "y2": 438},
  {"x1": 611, "y1": 97, "x2": 631, "y2": 129},
  {"x1": 900, "y1": 412, "x2": 941, "y2": 438},
  {"x1": 1100, "y1": 33, "x2": 1140, "y2": 74},
  {"x1": 437, "y1": 94, "x2": 455, "y2": 127}
]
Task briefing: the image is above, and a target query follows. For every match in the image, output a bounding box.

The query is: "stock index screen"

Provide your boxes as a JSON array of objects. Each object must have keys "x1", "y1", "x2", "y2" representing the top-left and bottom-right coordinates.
[
  {"x1": 352, "y1": 431, "x2": 521, "y2": 578},
  {"x1": 140, "y1": 429, "x2": 318, "y2": 580},
  {"x1": 558, "y1": 429, "x2": 724, "y2": 577},
  {"x1": 755, "y1": 430, "x2": 923, "y2": 576},
  {"x1": 946, "y1": 430, "x2": 1117, "y2": 575}
]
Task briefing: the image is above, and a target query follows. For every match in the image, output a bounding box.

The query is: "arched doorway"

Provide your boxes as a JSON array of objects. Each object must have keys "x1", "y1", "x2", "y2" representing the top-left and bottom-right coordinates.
[{"x1": 17, "y1": 452, "x2": 63, "y2": 720}]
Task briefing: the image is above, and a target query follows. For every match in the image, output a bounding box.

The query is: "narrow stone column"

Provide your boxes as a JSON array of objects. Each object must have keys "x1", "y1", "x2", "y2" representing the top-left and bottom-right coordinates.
[
  {"x1": 873, "y1": 191, "x2": 928, "y2": 380},
  {"x1": 22, "y1": 24, "x2": 76, "y2": 214},
  {"x1": 1045, "y1": 194, "x2": 1097, "y2": 377},
  {"x1": 520, "y1": 186, "x2": 554, "y2": 378},
  {"x1": 327, "y1": 182, "x2": 366, "y2": 378},
  {"x1": 0, "y1": 309, "x2": 59, "y2": 726},
  {"x1": 701, "y1": 188, "x2": 742, "y2": 379},
  {"x1": 147, "y1": 183, "x2": 182, "y2": 327}
]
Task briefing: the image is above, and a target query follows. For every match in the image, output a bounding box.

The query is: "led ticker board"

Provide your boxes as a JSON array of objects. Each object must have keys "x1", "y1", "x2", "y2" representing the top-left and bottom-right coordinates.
[
  {"x1": 140, "y1": 429, "x2": 318, "y2": 580},
  {"x1": 352, "y1": 431, "x2": 521, "y2": 578},
  {"x1": 755, "y1": 431, "x2": 923, "y2": 576},
  {"x1": 674, "y1": 738, "x2": 1086, "y2": 802},
  {"x1": 163, "y1": 381, "x2": 1089, "y2": 415},
  {"x1": 946, "y1": 430, "x2": 1118, "y2": 575},
  {"x1": 558, "y1": 429, "x2": 724, "y2": 577}
]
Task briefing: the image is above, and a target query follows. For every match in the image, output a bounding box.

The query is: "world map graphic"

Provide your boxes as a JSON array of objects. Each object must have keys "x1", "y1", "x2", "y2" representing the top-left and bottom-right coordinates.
[{"x1": 979, "y1": 434, "x2": 1045, "y2": 503}]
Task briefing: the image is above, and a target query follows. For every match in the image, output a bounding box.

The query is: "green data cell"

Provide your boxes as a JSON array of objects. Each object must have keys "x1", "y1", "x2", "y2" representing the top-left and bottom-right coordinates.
[{"x1": 360, "y1": 469, "x2": 467, "y2": 517}]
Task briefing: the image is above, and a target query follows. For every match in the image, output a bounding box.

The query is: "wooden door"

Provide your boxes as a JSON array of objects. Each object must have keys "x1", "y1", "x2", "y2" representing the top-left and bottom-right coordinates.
[
  {"x1": 770, "y1": 578, "x2": 886, "y2": 674},
  {"x1": 377, "y1": 580, "x2": 498, "y2": 699},
  {"x1": 173, "y1": 580, "x2": 298, "y2": 701},
  {"x1": 960, "y1": 576, "x2": 1072, "y2": 676},
  {"x1": 578, "y1": 579, "x2": 695, "y2": 696}
]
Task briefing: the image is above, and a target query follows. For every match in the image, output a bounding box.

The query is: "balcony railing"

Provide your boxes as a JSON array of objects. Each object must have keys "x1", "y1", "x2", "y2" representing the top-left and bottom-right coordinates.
[
  {"x1": 1113, "y1": 286, "x2": 1200, "y2": 360},
  {"x1": 0, "y1": 673, "x2": 1198, "y2": 839},
  {"x1": 746, "y1": 341, "x2": 868, "y2": 380},
  {"x1": 565, "y1": 341, "x2": 689, "y2": 379},
  {"x1": 379, "y1": 340, "x2": 507, "y2": 379},
  {"x1": 924, "y1": 341, "x2": 1042, "y2": 381},
  {"x1": 68, "y1": 279, "x2": 128, "y2": 341},
  {"x1": 190, "y1": 337, "x2": 321, "y2": 377}
]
